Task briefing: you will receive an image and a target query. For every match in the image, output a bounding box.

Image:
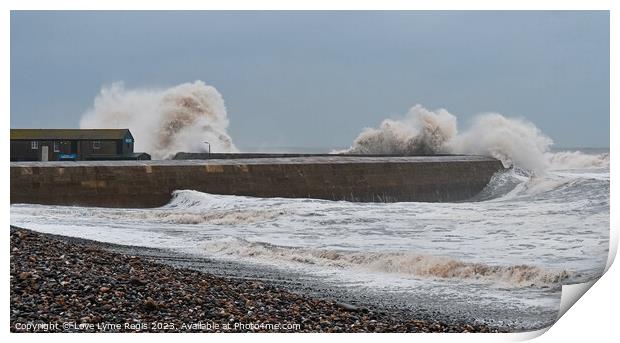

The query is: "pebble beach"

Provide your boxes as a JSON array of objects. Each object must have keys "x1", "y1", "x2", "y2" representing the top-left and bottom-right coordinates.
[{"x1": 10, "y1": 226, "x2": 498, "y2": 333}]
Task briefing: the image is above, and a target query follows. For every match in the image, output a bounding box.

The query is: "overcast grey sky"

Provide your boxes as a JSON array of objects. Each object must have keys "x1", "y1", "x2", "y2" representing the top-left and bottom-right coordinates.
[{"x1": 11, "y1": 11, "x2": 609, "y2": 149}]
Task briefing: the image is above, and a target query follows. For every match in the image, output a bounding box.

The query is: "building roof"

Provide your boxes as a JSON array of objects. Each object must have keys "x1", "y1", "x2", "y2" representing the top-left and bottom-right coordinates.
[{"x1": 10, "y1": 129, "x2": 133, "y2": 140}]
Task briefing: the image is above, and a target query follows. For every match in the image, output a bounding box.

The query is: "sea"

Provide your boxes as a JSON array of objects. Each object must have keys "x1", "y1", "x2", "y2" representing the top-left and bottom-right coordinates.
[{"x1": 10, "y1": 148, "x2": 610, "y2": 331}]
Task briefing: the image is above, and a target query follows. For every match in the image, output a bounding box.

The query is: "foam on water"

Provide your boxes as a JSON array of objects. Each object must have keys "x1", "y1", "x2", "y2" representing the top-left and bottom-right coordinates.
[{"x1": 201, "y1": 237, "x2": 571, "y2": 288}]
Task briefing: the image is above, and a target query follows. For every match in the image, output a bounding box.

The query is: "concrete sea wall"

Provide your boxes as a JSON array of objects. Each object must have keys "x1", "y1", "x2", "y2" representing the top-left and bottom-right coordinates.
[{"x1": 10, "y1": 156, "x2": 504, "y2": 208}]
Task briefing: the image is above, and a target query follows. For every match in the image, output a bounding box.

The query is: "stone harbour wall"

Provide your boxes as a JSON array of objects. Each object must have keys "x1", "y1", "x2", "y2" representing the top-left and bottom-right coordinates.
[{"x1": 10, "y1": 156, "x2": 504, "y2": 208}]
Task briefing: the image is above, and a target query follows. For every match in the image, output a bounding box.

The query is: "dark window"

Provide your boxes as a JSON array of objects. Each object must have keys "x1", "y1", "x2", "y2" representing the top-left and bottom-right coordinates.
[
  {"x1": 31, "y1": 141, "x2": 39, "y2": 150},
  {"x1": 53, "y1": 141, "x2": 60, "y2": 152}
]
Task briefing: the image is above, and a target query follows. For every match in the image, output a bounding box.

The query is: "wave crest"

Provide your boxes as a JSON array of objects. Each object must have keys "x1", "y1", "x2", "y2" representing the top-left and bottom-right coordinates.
[{"x1": 203, "y1": 239, "x2": 571, "y2": 288}]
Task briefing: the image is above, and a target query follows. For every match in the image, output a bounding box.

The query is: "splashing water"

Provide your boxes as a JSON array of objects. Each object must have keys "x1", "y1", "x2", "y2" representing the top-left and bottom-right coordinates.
[
  {"x1": 346, "y1": 105, "x2": 457, "y2": 155},
  {"x1": 448, "y1": 113, "x2": 553, "y2": 174},
  {"x1": 344, "y1": 105, "x2": 608, "y2": 175},
  {"x1": 79, "y1": 83, "x2": 606, "y2": 174},
  {"x1": 80, "y1": 81, "x2": 238, "y2": 159}
]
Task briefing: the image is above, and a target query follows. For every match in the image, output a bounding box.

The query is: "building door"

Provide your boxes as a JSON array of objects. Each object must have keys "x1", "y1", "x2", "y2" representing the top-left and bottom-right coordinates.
[{"x1": 41, "y1": 146, "x2": 49, "y2": 161}]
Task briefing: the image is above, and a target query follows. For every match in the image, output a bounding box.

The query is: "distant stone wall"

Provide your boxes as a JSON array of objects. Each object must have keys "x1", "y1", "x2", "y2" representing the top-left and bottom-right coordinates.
[
  {"x1": 10, "y1": 156, "x2": 504, "y2": 208},
  {"x1": 173, "y1": 152, "x2": 465, "y2": 160}
]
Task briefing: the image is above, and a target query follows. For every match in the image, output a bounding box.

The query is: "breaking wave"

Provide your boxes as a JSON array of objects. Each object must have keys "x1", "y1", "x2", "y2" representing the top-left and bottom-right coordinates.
[
  {"x1": 80, "y1": 81, "x2": 237, "y2": 159},
  {"x1": 203, "y1": 238, "x2": 571, "y2": 288},
  {"x1": 470, "y1": 162, "x2": 609, "y2": 204},
  {"x1": 344, "y1": 104, "x2": 608, "y2": 175},
  {"x1": 51, "y1": 191, "x2": 286, "y2": 226}
]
